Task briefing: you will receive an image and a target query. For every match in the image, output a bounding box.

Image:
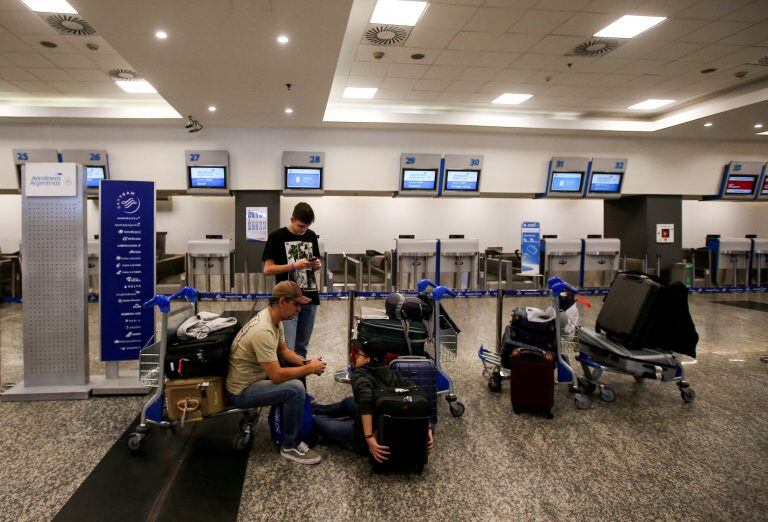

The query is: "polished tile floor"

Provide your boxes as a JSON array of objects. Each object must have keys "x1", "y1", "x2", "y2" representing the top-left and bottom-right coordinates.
[{"x1": 1, "y1": 292, "x2": 767, "y2": 521}]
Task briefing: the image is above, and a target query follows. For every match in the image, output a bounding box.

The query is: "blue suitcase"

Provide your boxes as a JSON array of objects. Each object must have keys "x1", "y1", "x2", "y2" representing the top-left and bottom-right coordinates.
[{"x1": 389, "y1": 356, "x2": 438, "y2": 425}]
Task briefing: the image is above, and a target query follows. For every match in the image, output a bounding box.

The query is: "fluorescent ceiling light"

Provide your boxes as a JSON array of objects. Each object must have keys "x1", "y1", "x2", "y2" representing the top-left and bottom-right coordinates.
[
  {"x1": 628, "y1": 99, "x2": 674, "y2": 110},
  {"x1": 757, "y1": 131, "x2": 768, "y2": 135},
  {"x1": 343, "y1": 87, "x2": 377, "y2": 99},
  {"x1": 115, "y1": 80, "x2": 157, "y2": 94},
  {"x1": 704, "y1": 122, "x2": 713, "y2": 127},
  {"x1": 370, "y1": 0, "x2": 428, "y2": 26},
  {"x1": 594, "y1": 15, "x2": 666, "y2": 38},
  {"x1": 492, "y1": 93, "x2": 533, "y2": 105},
  {"x1": 155, "y1": 30, "x2": 168, "y2": 39},
  {"x1": 21, "y1": 0, "x2": 76, "y2": 13}
]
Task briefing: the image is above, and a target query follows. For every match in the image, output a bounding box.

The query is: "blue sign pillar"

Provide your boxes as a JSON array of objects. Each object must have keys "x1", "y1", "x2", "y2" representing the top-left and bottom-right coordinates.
[
  {"x1": 521, "y1": 221, "x2": 541, "y2": 275},
  {"x1": 100, "y1": 180, "x2": 155, "y2": 361}
]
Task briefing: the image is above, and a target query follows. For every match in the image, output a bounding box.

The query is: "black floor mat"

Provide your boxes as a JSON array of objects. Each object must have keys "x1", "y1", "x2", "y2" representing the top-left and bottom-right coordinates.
[
  {"x1": 54, "y1": 413, "x2": 250, "y2": 522},
  {"x1": 713, "y1": 300, "x2": 768, "y2": 312}
]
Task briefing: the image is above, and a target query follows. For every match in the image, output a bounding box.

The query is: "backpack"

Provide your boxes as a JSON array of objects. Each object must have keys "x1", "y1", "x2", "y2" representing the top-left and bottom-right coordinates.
[
  {"x1": 268, "y1": 393, "x2": 316, "y2": 446},
  {"x1": 385, "y1": 292, "x2": 434, "y2": 321}
]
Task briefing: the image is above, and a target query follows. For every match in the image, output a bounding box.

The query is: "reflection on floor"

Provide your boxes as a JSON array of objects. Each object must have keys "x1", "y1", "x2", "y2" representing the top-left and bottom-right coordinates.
[
  {"x1": 1, "y1": 292, "x2": 767, "y2": 520},
  {"x1": 712, "y1": 299, "x2": 768, "y2": 312}
]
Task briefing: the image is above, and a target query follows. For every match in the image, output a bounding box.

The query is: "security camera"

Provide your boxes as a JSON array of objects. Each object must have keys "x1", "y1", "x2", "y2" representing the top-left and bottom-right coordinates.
[{"x1": 184, "y1": 115, "x2": 195, "y2": 129}]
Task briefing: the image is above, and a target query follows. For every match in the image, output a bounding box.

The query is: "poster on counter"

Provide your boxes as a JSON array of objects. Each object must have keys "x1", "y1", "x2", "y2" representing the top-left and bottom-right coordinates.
[
  {"x1": 100, "y1": 180, "x2": 156, "y2": 361},
  {"x1": 246, "y1": 206, "x2": 268, "y2": 241},
  {"x1": 520, "y1": 221, "x2": 541, "y2": 275}
]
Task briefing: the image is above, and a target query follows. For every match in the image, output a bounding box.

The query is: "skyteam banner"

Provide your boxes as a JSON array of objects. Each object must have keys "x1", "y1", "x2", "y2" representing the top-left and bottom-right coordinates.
[{"x1": 100, "y1": 180, "x2": 155, "y2": 361}]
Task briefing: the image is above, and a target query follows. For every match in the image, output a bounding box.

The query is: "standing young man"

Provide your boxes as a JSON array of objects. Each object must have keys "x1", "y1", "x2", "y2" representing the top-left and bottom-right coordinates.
[{"x1": 262, "y1": 202, "x2": 322, "y2": 359}]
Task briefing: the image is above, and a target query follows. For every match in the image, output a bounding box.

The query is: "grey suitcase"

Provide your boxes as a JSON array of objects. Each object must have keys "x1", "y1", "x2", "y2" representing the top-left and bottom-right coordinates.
[{"x1": 596, "y1": 272, "x2": 661, "y2": 347}]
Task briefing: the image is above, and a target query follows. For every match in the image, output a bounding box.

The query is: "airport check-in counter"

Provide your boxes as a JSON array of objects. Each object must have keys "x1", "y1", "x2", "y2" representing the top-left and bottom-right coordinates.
[
  {"x1": 395, "y1": 238, "x2": 437, "y2": 291},
  {"x1": 187, "y1": 238, "x2": 233, "y2": 293},
  {"x1": 706, "y1": 237, "x2": 752, "y2": 287},
  {"x1": 363, "y1": 249, "x2": 391, "y2": 292},
  {"x1": 326, "y1": 252, "x2": 364, "y2": 291},
  {"x1": 582, "y1": 238, "x2": 620, "y2": 288},
  {"x1": 439, "y1": 238, "x2": 479, "y2": 290},
  {"x1": 87, "y1": 240, "x2": 99, "y2": 293},
  {"x1": 541, "y1": 239, "x2": 582, "y2": 287},
  {"x1": 0, "y1": 248, "x2": 21, "y2": 299},
  {"x1": 751, "y1": 238, "x2": 768, "y2": 286}
]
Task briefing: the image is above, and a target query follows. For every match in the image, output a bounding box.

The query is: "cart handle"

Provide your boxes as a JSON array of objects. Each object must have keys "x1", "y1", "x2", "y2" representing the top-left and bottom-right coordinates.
[
  {"x1": 169, "y1": 286, "x2": 199, "y2": 303},
  {"x1": 547, "y1": 276, "x2": 578, "y2": 296},
  {"x1": 143, "y1": 294, "x2": 171, "y2": 314},
  {"x1": 417, "y1": 279, "x2": 457, "y2": 300},
  {"x1": 417, "y1": 279, "x2": 436, "y2": 292}
]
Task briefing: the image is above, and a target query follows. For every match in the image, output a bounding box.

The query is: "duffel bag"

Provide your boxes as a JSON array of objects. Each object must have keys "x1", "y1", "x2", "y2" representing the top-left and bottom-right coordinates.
[{"x1": 385, "y1": 292, "x2": 434, "y2": 321}]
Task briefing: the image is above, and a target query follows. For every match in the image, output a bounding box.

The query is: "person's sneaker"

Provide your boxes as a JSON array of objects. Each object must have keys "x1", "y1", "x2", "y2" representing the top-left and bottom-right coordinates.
[{"x1": 280, "y1": 442, "x2": 322, "y2": 465}]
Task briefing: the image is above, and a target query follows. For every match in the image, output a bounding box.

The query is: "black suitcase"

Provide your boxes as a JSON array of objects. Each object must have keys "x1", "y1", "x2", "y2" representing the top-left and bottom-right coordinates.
[
  {"x1": 165, "y1": 320, "x2": 240, "y2": 379},
  {"x1": 596, "y1": 272, "x2": 661, "y2": 346},
  {"x1": 509, "y1": 347, "x2": 555, "y2": 418},
  {"x1": 371, "y1": 386, "x2": 430, "y2": 474},
  {"x1": 389, "y1": 356, "x2": 438, "y2": 425}
]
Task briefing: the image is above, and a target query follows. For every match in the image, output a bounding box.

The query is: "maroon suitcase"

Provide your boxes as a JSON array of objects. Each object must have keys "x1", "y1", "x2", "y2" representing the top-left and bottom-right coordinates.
[{"x1": 509, "y1": 347, "x2": 555, "y2": 418}]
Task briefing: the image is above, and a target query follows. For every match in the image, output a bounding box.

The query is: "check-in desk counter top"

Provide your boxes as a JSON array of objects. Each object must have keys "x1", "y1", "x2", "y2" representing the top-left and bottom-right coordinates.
[{"x1": 187, "y1": 239, "x2": 234, "y2": 293}]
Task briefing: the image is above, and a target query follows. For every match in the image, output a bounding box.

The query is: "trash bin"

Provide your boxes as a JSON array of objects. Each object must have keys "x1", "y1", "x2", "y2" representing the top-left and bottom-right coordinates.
[{"x1": 670, "y1": 262, "x2": 693, "y2": 288}]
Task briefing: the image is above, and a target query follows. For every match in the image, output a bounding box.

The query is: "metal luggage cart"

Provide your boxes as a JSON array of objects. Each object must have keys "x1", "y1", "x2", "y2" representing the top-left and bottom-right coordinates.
[
  {"x1": 127, "y1": 286, "x2": 260, "y2": 452},
  {"x1": 478, "y1": 278, "x2": 591, "y2": 410}
]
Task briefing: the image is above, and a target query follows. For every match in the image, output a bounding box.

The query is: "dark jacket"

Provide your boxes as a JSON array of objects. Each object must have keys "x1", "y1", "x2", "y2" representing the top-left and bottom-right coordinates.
[{"x1": 351, "y1": 365, "x2": 413, "y2": 416}]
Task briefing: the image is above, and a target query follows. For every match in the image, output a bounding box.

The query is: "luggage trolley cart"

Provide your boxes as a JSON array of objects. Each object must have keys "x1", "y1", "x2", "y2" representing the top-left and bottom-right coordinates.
[
  {"x1": 128, "y1": 287, "x2": 260, "y2": 452},
  {"x1": 417, "y1": 279, "x2": 465, "y2": 418},
  {"x1": 477, "y1": 278, "x2": 591, "y2": 410}
]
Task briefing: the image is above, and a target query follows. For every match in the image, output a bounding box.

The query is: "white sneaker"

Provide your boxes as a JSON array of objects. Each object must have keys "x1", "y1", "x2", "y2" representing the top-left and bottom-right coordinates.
[{"x1": 280, "y1": 442, "x2": 322, "y2": 465}]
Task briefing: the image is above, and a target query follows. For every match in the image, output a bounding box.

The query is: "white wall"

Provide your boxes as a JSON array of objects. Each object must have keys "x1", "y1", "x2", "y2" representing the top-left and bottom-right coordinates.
[{"x1": 0, "y1": 123, "x2": 766, "y2": 255}]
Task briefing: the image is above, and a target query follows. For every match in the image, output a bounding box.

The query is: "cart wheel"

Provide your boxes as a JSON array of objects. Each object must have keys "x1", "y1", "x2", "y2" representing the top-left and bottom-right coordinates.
[
  {"x1": 488, "y1": 379, "x2": 502, "y2": 393},
  {"x1": 599, "y1": 387, "x2": 616, "y2": 403},
  {"x1": 127, "y1": 433, "x2": 144, "y2": 452},
  {"x1": 233, "y1": 433, "x2": 252, "y2": 452},
  {"x1": 633, "y1": 376, "x2": 644, "y2": 384},
  {"x1": 449, "y1": 401, "x2": 465, "y2": 418},
  {"x1": 573, "y1": 393, "x2": 590, "y2": 410},
  {"x1": 512, "y1": 404, "x2": 522, "y2": 415},
  {"x1": 578, "y1": 377, "x2": 596, "y2": 394},
  {"x1": 680, "y1": 387, "x2": 696, "y2": 403}
]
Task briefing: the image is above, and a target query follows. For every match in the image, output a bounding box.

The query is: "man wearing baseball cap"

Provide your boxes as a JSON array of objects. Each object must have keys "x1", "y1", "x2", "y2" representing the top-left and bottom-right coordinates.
[{"x1": 227, "y1": 281, "x2": 327, "y2": 464}]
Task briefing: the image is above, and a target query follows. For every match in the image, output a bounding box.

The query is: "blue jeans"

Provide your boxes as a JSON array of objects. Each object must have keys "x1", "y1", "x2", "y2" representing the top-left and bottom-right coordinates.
[
  {"x1": 313, "y1": 396, "x2": 362, "y2": 454},
  {"x1": 229, "y1": 379, "x2": 305, "y2": 449},
  {"x1": 283, "y1": 304, "x2": 318, "y2": 359}
]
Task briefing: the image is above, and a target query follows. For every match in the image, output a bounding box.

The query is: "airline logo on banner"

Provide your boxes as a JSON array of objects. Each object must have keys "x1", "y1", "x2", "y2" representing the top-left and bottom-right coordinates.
[{"x1": 24, "y1": 163, "x2": 77, "y2": 197}]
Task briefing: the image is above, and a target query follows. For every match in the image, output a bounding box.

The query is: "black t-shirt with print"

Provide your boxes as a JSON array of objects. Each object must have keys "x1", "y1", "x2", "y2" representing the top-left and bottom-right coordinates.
[{"x1": 262, "y1": 227, "x2": 321, "y2": 306}]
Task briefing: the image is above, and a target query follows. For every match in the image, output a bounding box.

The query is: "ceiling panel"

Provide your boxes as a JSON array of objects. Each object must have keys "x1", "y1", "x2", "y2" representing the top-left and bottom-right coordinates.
[
  {"x1": 349, "y1": 60, "x2": 390, "y2": 77},
  {"x1": 404, "y1": 27, "x2": 458, "y2": 49},
  {"x1": 1, "y1": 51, "x2": 53, "y2": 67},
  {"x1": 551, "y1": 13, "x2": 617, "y2": 37},
  {"x1": 0, "y1": 33, "x2": 34, "y2": 52},
  {"x1": 474, "y1": 51, "x2": 520, "y2": 67},
  {"x1": 64, "y1": 68, "x2": 110, "y2": 82},
  {"x1": 723, "y1": 1, "x2": 768, "y2": 23},
  {"x1": 578, "y1": 57, "x2": 633, "y2": 73},
  {"x1": 435, "y1": 49, "x2": 479, "y2": 66},
  {"x1": 379, "y1": 77, "x2": 419, "y2": 90},
  {"x1": 374, "y1": 89, "x2": 405, "y2": 100},
  {"x1": 487, "y1": 32, "x2": 540, "y2": 52},
  {"x1": 632, "y1": 0, "x2": 700, "y2": 17},
  {"x1": 28, "y1": 67, "x2": 74, "y2": 82},
  {"x1": 0, "y1": 10, "x2": 57, "y2": 34},
  {"x1": 527, "y1": 35, "x2": 585, "y2": 55},
  {"x1": 648, "y1": 41, "x2": 706, "y2": 61},
  {"x1": 720, "y1": 23, "x2": 768, "y2": 46},
  {"x1": 388, "y1": 62, "x2": 429, "y2": 78},
  {"x1": 616, "y1": 59, "x2": 668, "y2": 74},
  {"x1": 436, "y1": 91, "x2": 472, "y2": 102},
  {"x1": 16, "y1": 33, "x2": 76, "y2": 53},
  {"x1": 431, "y1": 0, "x2": 484, "y2": 5},
  {"x1": 683, "y1": 43, "x2": 744, "y2": 62},
  {"x1": 677, "y1": 20, "x2": 755, "y2": 44},
  {"x1": 509, "y1": 52, "x2": 558, "y2": 70},
  {"x1": 447, "y1": 79, "x2": 485, "y2": 91},
  {"x1": 492, "y1": 68, "x2": 536, "y2": 82},
  {"x1": 677, "y1": 0, "x2": 754, "y2": 21},
  {"x1": 447, "y1": 31, "x2": 499, "y2": 51},
  {"x1": 418, "y1": 4, "x2": 479, "y2": 30},
  {"x1": 534, "y1": 0, "x2": 591, "y2": 10},
  {"x1": 508, "y1": 10, "x2": 572, "y2": 35},
  {"x1": 404, "y1": 90, "x2": 441, "y2": 101},
  {"x1": 0, "y1": 66, "x2": 35, "y2": 80},
  {"x1": 413, "y1": 78, "x2": 453, "y2": 90},
  {"x1": 45, "y1": 53, "x2": 95, "y2": 68},
  {"x1": 11, "y1": 79, "x2": 55, "y2": 92},
  {"x1": 548, "y1": 71, "x2": 605, "y2": 85},
  {"x1": 63, "y1": 36, "x2": 119, "y2": 55},
  {"x1": 356, "y1": 45, "x2": 395, "y2": 62},
  {"x1": 581, "y1": 0, "x2": 646, "y2": 14},
  {"x1": 653, "y1": 60, "x2": 705, "y2": 75},
  {"x1": 86, "y1": 52, "x2": 132, "y2": 73},
  {"x1": 463, "y1": 7, "x2": 525, "y2": 32},
  {"x1": 395, "y1": 47, "x2": 438, "y2": 64},
  {"x1": 636, "y1": 18, "x2": 710, "y2": 42},
  {"x1": 460, "y1": 66, "x2": 501, "y2": 81},
  {"x1": 345, "y1": 75, "x2": 382, "y2": 87},
  {"x1": 718, "y1": 46, "x2": 768, "y2": 64},
  {"x1": 607, "y1": 38, "x2": 664, "y2": 59},
  {"x1": 423, "y1": 64, "x2": 467, "y2": 79},
  {"x1": 485, "y1": 0, "x2": 538, "y2": 8}
]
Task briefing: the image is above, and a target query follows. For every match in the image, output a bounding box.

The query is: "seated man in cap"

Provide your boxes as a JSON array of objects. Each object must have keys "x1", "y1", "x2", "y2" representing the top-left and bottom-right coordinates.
[
  {"x1": 227, "y1": 280, "x2": 327, "y2": 465},
  {"x1": 313, "y1": 339, "x2": 434, "y2": 464}
]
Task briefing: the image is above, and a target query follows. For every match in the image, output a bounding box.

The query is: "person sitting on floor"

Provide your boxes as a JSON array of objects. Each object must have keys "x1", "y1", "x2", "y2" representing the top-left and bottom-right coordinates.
[{"x1": 313, "y1": 339, "x2": 434, "y2": 463}]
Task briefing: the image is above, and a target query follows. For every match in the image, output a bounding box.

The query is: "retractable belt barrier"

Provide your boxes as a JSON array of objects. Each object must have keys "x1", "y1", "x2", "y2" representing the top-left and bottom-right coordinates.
[{"x1": 4, "y1": 285, "x2": 768, "y2": 304}]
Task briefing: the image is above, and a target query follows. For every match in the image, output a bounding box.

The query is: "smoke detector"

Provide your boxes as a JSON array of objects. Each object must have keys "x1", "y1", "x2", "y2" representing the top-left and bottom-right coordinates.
[
  {"x1": 362, "y1": 24, "x2": 411, "y2": 46},
  {"x1": 46, "y1": 14, "x2": 96, "y2": 36},
  {"x1": 567, "y1": 38, "x2": 621, "y2": 57},
  {"x1": 109, "y1": 68, "x2": 138, "y2": 80}
]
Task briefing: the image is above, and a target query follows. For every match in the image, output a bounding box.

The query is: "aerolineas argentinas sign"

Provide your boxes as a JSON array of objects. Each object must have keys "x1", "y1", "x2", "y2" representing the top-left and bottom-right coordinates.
[{"x1": 24, "y1": 163, "x2": 78, "y2": 197}]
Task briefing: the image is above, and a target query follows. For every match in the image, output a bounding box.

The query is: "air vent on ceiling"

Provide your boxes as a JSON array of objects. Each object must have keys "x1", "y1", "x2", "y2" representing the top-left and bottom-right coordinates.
[
  {"x1": 362, "y1": 24, "x2": 411, "y2": 46},
  {"x1": 567, "y1": 38, "x2": 621, "y2": 57},
  {"x1": 46, "y1": 14, "x2": 97, "y2": 36},
  {"x1": 109, "y1": 68, "x2": 138, "y2": 80}
]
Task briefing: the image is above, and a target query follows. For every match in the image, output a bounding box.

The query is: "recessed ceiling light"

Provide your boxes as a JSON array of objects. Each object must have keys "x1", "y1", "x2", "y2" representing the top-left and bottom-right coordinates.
[
  {"x1": 284, "y1": 107, "x2": 294, "y2": 114},
  {"x1": 21, "y1": 0, "x2": 77, "y2": 14},
  {"x1": 370, "y1": 0, "x2": 428, "y2": 26},
  {"x1": 115, "y1": 79, "x2": 157, "y2": 94},
  {"x1": 628, "y1": 99, "x2": 675, "y2": 110},
  {"x1": 757, "y1": 131, "x2": 768, "y2": 136},
  {"x1": 343, "y1": 87, "x2": 378, "y2": 99},
  {"x1": 492, "y1": 93, "x2": 533, "y2": 105},
  {"x1": 155, "y1": 30, "x2": 168, "y2": 40},
  {"x1": 277, "y1": 35, "x2": 289, "y2": 44},
  {"x1": 754, "y1": 123, "x2": 764, "y2": 129},
  {"x1": 704, "y1": 122, "x2": 713, "y2": 127},
  {"x1": 594, "y1": 15, "x2": 666, "y2": 39},
  {"x1": 208, "y1": 106, "x2": 216, "y2": 112}
]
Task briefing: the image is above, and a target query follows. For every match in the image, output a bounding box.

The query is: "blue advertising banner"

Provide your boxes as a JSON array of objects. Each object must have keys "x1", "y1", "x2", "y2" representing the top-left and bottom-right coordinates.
[
  {"x1": 100, "y1": 180, "x2": 155, "y2": 361},
  {"x1": 521, "y1": 221, "x2": 541, "y2": 275}
]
